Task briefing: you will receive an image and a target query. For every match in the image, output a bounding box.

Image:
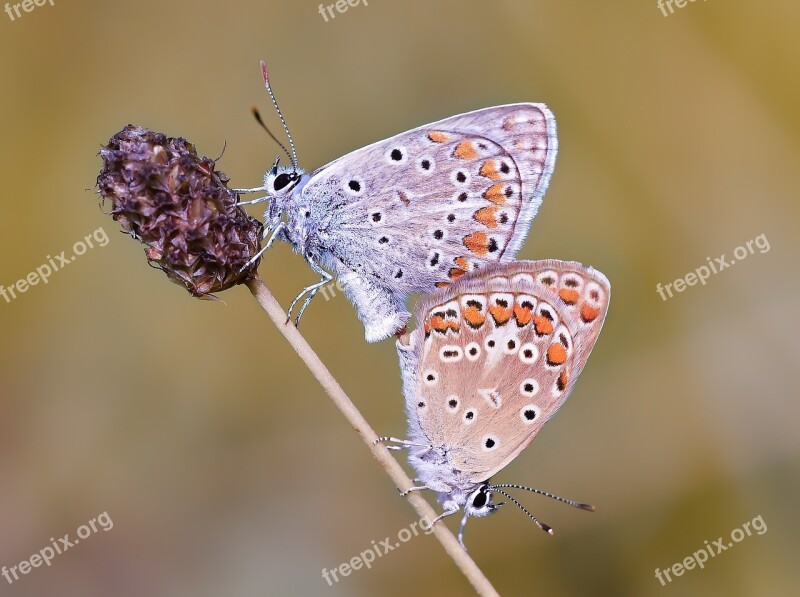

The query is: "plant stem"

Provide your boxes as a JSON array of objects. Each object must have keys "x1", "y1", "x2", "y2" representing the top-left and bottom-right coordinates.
[{"x1": 245, "y1": 275, "x2": 499, "y2": 597}]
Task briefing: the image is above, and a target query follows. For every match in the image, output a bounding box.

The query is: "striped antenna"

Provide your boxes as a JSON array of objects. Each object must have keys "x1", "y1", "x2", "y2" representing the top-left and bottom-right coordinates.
[{"x1": 260, "y1": 61, "x2": 298, "y2": 171}]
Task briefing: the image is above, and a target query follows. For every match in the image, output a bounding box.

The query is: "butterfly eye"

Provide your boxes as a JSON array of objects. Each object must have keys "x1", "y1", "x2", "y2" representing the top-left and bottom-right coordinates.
[
  {"x1": 273, "y1": 173, "x2": 292, "y2": 191},
  {"x1": 472, "y1": 490, "x2": 488, "y2": 509}
]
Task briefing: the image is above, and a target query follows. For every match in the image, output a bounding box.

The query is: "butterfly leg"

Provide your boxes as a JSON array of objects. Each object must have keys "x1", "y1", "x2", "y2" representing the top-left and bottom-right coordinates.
[
  {"x1": 430, "y1": 507, "x2": 460, "y2": 526},
  {"x1": 232, "y1": 185, "x2": 267, "y2": 194},
  {"x1": 457, "y1": 511, "x2": 471, "y2": 550},
  {"x1": 239, "y1": 222, "x2": 286, "y2": 273},
  {"x1": 373, "y1": 437, "x2": 430, "y2": 451},
  {"x1": 285, "y1": 259, "x2": 333, "y2": 326},
  {"x1": 236, "y1": 195, "x2": 270, "y2": 207},
  {"x1": 400, "y1": 485, "x2": 430, "y2": 497}
]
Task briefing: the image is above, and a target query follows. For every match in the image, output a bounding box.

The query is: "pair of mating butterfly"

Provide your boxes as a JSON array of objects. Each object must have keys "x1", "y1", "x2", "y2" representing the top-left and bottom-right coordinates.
[{"x1": 238, "y1": 63, "x2": 610, "y2": 548}]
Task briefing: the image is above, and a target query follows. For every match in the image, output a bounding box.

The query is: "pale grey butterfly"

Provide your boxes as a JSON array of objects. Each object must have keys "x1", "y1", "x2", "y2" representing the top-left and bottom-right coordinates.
[
  {"x1": 237, "y1": 62, "x2": 558, "y2": 342},
  {"x1": 376, "y1": 259, "x2": 610, "y2": 548}
]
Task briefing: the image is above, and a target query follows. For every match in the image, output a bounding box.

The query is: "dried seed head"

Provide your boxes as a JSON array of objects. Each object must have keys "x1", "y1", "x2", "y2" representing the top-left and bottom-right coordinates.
[{"x1": 97, "y1": 125, "x2": 263, "y2": 296}]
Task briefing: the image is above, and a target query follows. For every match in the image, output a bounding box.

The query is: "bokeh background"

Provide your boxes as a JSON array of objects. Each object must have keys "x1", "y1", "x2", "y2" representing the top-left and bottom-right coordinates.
[{"x1": 1, "y1": 1, "x2": 798, "y2": 595}]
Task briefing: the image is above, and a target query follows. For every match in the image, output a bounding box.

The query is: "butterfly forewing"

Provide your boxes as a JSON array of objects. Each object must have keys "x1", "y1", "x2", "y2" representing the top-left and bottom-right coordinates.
[
  {"x1": 303, "y1": 104, "x2": 557, "y2": 294},
  {"x1": 404, "y1": 260, "x2": 609, "y2": 484}
]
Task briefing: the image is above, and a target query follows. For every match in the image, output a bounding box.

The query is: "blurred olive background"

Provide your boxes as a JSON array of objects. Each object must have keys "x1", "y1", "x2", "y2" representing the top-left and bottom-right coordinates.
[{"x1": 1, "y1": 1, "x2": 798, "y2": 595}]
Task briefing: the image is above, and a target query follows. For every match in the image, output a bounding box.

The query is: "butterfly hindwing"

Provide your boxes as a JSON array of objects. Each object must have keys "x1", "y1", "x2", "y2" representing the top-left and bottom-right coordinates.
[{"x1": 401, "y1": 260, "x2": 609, "y2": 484}]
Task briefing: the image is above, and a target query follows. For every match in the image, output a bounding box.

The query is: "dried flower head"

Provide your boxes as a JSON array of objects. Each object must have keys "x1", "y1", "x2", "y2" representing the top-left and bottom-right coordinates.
[{"x1": 96, "y1": 125, "x2": 264, "y2": 296}]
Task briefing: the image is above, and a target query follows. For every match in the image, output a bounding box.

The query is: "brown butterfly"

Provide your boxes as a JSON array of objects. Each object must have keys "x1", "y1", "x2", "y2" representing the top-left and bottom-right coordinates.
[{"x1": 378, "y1": 259, "x2": 610, "y2": 547}]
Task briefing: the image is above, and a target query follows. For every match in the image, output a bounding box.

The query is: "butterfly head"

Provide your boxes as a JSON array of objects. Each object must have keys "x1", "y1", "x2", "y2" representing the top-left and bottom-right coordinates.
[
  {"x1": 464, "y1": 483, "x2": 503, "y2": 519},
  {"x1": 264, "y1": 158, "x2": 303, "y2": 196},
  {"x1": 260, "y1": 158, "x2": 307, "y2": 222}
]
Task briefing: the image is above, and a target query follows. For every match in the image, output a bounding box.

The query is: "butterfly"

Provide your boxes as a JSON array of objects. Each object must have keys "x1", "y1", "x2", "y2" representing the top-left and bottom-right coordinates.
[
  {"x1": 237, "y1": 62, "x2": 558, "y2": 342},
  {"x1": 376, "y1": 259, "x2": 610, "y2": 548}
]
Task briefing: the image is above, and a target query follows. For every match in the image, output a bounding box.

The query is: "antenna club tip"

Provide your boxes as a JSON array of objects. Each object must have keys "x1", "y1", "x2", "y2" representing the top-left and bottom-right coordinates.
[
  {"x1": 545, "y1": 526, "x2": 555, "y2": 536},
  {"x1": 581, "y1": 504, "x2": 596, "y2": 512},
  {"x1": 260, "y1": 61, "x2": 269, "y2": 84}
]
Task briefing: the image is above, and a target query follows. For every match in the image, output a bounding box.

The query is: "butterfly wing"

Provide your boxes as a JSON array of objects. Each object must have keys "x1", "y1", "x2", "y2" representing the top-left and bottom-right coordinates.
[
  {"x1": 303, "y1": 104, "x2": 557, "y2": 296},
  {"x1": 404, "y1": 260, "x2": 609, "y2": 484}
]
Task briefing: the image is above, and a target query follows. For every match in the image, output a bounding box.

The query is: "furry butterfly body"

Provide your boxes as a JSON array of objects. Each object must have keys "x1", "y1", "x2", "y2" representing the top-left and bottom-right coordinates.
[
  {"x1": 382, "y1": 260, "x2": 609, "y2": 545},
  {"x1": 244, "y1": 79, "x2": 557, "y2": 341}
]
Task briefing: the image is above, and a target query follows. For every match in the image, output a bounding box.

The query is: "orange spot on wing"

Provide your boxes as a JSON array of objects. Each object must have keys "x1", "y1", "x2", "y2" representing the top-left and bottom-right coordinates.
[
  {"x1": 430, "y1": 315, "x2": 448, "y2": 333},
  {"x1": 559, "y1": 288, "x2": 580, "y2": 305},
  {"x1": 547, "y1": 343, "x2": 567, "y2": 366},
  {"x1": 474, "y1": 206, "x2": 498, "y2": 229},
  {"x1": 435, "y1": 281, "x2": 450, "y2": 288},
  {"x1": 533, "y1": 315, "x2": 554, "y2": 336},
  {"x1": 428, "y1": 131, "x2": 448, "y2": 143},
  {"x1": 489, "y1": 304, "x2": 512, "y2": 326},
  {"x1": 448, "y1": 267, "x2": 466, "y2": 280},
  {"x1": 463, "y1": 306, "x2": 486, "y2": 328},
  {"x1": 463, "y1": 231, "x2": 489, "y2": 256},
  {"x1": 514, "y1": 304, "x2": 533, "y2": 326},
  {"x1": 454, "y1": 141, "x2": 477, "y2": 160},
  {"x1": 454, "y1": 257, "x2": 469, "y2": 269},
  {"x1": 479, "y1": 161, "x2": 501, "y2": 180},
  {"x1": 483, "y1": 184, "x2": 506, "y2": 205},
  {"x1": 581, "y1": 303, "x2": 601, "y2": 323}
]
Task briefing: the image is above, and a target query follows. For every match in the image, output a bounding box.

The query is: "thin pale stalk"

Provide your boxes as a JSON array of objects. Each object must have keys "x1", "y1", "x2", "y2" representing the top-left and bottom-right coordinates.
[{"x1": 245, "y1": 275, "x2": 499, "y2": 597}]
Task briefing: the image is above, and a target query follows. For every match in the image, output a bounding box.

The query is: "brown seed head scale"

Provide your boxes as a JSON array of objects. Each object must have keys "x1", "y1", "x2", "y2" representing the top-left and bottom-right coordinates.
[{"x1": 96, "y1": 125, "x2": 264, "y2": 296}]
